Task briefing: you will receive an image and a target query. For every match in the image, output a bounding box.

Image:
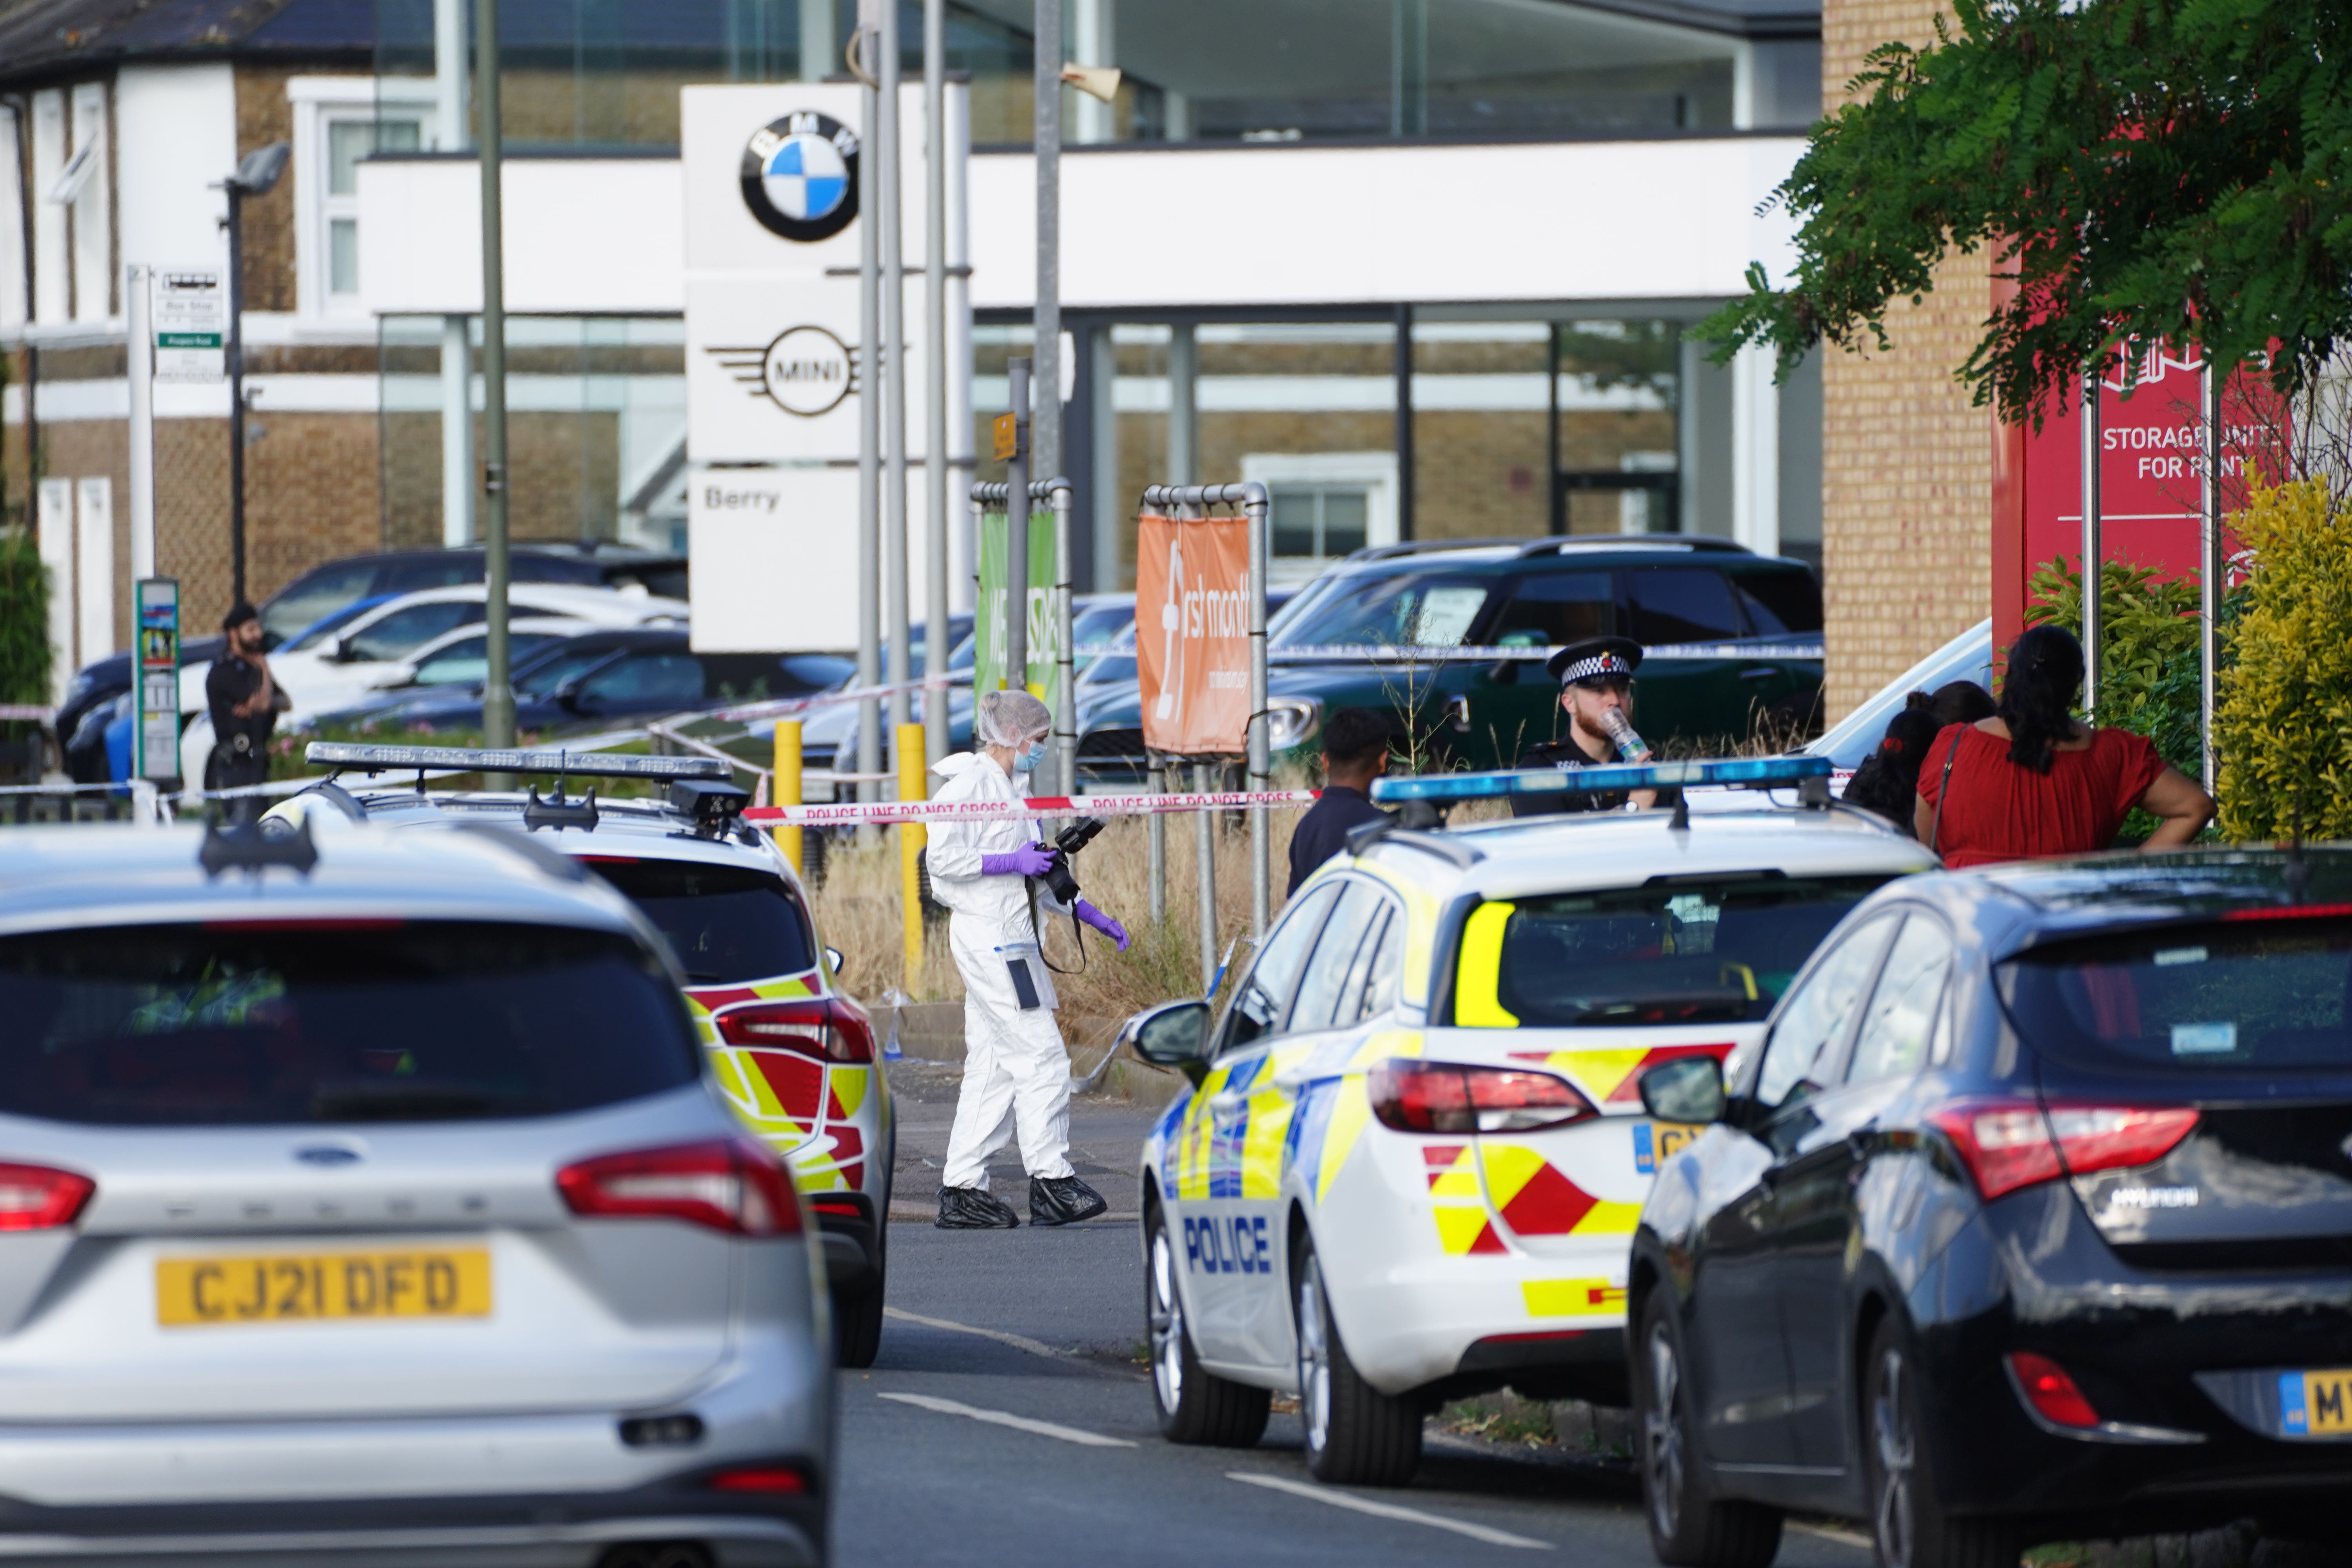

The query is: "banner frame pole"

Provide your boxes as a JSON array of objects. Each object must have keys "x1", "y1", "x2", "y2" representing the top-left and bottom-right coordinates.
[{"x1": 2200, "y1": 359, "x2": 2221, "y2": 795}]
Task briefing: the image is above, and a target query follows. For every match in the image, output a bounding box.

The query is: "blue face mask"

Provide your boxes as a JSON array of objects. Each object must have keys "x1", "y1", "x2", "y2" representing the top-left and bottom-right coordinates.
[{"x1": 1014, "y1": 740, "x2": 1047, "y2": 773}]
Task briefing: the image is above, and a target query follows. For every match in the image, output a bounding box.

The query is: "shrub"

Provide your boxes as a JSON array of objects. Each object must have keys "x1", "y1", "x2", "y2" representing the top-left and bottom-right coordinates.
[
  {"x1": 2026, "y1": 554, "x2": 2210, "y2": 779},
  {"x1": 0, "y1": 528, "x2": 50, "y2": 716},
  {"x1": 2212, "y1": 480, "x2": 2352, "y2": 840}
]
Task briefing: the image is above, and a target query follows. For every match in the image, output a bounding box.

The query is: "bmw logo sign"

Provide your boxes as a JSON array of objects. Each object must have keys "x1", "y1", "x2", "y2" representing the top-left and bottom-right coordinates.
[{"x1": 740, "y1": 112, "x2": 860, "y2": 242}]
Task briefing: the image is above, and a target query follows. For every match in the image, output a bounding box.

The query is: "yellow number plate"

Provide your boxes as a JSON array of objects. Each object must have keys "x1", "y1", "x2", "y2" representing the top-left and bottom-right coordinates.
[
  {"x1": 2283, "y1": 1368, "x2": 2352, "y2": 1435},
  {"x1": 156, "y1": 1250, "x2": 492, "y2": 1328}
]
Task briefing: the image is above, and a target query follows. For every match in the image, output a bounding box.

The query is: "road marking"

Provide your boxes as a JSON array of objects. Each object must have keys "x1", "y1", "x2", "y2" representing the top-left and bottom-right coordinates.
[
  {"x1": 1226, "y1": 1472, "x2": 1552, "y2": 1550},
  {"x1": 878, "y1": 1392, "x2": 1136, "y2": 1448},
  {"x1": 882, "y1": 1306, "x2": 1069, "y2": 1359}
]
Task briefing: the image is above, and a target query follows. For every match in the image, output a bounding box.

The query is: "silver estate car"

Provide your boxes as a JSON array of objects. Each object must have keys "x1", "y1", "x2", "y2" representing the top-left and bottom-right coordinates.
[{"x1": 0, "y1": 818, "x2": 832, "y2": 1567}]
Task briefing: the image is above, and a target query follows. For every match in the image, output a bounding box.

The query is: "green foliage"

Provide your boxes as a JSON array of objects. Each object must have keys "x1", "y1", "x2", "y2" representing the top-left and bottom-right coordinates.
[
  {"x1": 2211, "y1": 481, "x2": 2352, "y2": 840},
  {"x1": 2025, "y1": 554, "x2": 2215, "y2": 780},
  {"x1": 0, "y1": 528, "x2": 51, "y2": 714},
  {"x1": 1695, "y1": 0, "x2": 2352, "y2": 418}
]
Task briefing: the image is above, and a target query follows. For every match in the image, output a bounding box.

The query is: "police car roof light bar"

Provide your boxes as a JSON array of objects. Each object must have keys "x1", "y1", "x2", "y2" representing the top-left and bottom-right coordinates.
[
  {"x1": 305, "y1": 742, "x2": 731, "y2": 782},
  {"x1": 1368, "y1": 754, "x2": 1833, "y2": 805}
]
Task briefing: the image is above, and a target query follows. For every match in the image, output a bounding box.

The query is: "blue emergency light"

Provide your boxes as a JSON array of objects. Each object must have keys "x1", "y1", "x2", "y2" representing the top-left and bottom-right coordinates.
[
  {"x1": 1369, "y1": 754, "x2": 1832, "y2": 804},
  {"x1": 306, "y1": 741, "x2": 730, "y2": 782}
]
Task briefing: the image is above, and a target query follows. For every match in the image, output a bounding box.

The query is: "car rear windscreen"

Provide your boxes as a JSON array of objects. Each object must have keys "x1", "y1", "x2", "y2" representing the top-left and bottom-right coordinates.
[
  {"x1": 2000, "y1": 916, "x2": 2352, "y2": 1072},
  {"x1": 0, "y1": 922, "x2": 700, "y2": 1125},
  {"x1": 1465, "y1": 875, "x2": 1893, "y2": 1026},
  {"x1": 583, "y1": 859, "x2": 816, "y2": 985}
]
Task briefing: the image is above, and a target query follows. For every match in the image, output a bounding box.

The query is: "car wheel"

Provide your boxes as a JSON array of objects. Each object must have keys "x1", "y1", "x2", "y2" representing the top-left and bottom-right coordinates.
[
  {"x1": 1864, "y1": 1318, "x2": 2015, "y2": 1568},
  {"x1": 1637, "y1": 1290, "x2": 1784, "y2": 1568},
  {"x1": 836, "y1": 1147, "x2": 893, "y2": 1369},
  {"x1": 1295, "y1": 1240, "x2": 1420, "y2": 1485},
  {"x1": 1146, "y1": 1202, "x2": 1269, "y2": 1446}
]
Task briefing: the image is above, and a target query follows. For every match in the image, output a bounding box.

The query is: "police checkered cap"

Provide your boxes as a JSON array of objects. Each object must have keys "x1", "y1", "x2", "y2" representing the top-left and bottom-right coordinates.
[{"x1": 1559, "y1": 652, "x2": 1634, "y2": 685}]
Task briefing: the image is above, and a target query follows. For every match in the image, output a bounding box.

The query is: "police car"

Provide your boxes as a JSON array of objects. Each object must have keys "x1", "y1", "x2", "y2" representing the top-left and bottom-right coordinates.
[
  {"x1": 1120, "y1": 757, "x2": 1936, "y2": 1485},
  {"x1": 281, "y1": 742, "x2": 895, "y2": 1368}
]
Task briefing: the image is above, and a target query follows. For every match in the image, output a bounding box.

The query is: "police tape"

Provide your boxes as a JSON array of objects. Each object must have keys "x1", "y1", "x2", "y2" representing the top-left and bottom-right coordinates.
[
  {"x1": 743, "y1": 787, "x2": 1320, "y2": 828},
  {"x1": 0, "y1": 704, "x2": 55, "y2": 722}
]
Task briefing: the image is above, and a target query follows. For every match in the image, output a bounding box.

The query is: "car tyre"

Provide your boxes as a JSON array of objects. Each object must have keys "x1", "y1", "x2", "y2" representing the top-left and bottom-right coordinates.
[
  {"x1": 1637, "y1": 1290, "x2": 1784, "y2": 1568},
  {"x1": 1864, "y1": 1317, "x2": 2015, "y2": 1568},
  {"x1": 1295, "y1": 1240, "x2": 1421, "y2": 1485},
  {"x1": 1146, "y1": 1202, "x2": 1269, "y2": 1446}
]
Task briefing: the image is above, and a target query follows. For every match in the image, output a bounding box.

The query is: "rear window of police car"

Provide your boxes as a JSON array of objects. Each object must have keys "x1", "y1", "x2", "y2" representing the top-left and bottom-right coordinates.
[
  {"x1": 0, "y1": 922, "x2": 699, "y2": 1125},
  {"x1": 583, "y1": 858, "x2": 817, "y2": 985}
]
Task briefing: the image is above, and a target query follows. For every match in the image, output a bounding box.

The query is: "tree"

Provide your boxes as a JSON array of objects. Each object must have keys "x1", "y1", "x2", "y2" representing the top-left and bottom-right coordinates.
[{"x1": 1699, "y1": 0, "x2": 2352, "y2": 422}]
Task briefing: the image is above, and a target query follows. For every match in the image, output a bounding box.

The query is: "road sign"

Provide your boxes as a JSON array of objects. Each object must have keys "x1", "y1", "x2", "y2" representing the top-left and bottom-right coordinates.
[
  {"x1": 152, "y1": 270, "x2": 224, "y2": 382},
  {"x1": 993, "y1": 412, "x2": 1019, "y2": 462},
  {"x1": 134, "y1": 578, "x2": 180, "y2": 783}
]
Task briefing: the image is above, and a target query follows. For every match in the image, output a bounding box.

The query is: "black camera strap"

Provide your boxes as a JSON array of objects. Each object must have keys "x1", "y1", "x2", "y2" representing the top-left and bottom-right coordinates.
[{"x1": 1026, "y1": 872, "x2": 1090, "y2": 977}]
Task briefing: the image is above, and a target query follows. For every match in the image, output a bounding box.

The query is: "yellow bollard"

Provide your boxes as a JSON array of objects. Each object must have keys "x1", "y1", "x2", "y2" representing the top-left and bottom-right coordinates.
[
  {"x1": 896, "y1": 724, "x2": 927, "y2": 991},
  {"x1": 773, "y1": 720, "x2": 803, "y2": 878}
]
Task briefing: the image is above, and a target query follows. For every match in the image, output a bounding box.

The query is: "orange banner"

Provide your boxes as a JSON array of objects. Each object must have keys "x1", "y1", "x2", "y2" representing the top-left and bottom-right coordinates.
[{"x1": 1135, "y1": 511, "x2": 1254, "y2": 757}]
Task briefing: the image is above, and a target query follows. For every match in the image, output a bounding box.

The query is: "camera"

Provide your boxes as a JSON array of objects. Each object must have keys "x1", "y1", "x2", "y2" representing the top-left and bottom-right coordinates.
[{"x1": 1035, "y1": 816, "x2": 1106, "y2": 905}]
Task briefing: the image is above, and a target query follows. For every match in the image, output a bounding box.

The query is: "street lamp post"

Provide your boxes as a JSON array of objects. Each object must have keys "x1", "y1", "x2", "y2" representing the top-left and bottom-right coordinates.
[
  {"x1": 218, "y1": 141, "x2": 287, "y2": 609},
  {"x1": 478, "y1": 0, "x2": 514, "y2": 750}
]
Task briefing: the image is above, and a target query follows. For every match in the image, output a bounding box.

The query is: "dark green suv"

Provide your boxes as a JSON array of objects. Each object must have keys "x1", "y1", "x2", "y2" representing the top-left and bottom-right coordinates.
[{"x1": 1073, "y1": 537, "x2": 1822, "y2": 776}]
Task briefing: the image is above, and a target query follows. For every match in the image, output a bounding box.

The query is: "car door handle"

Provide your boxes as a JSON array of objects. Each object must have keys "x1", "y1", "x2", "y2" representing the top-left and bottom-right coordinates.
[{"x1": 1739, "y1": 666, "x2": 1781, "y2": 681}]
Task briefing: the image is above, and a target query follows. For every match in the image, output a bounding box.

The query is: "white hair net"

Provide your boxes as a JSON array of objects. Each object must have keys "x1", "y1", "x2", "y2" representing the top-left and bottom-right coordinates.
[{"x1": 975, "y1": 688, "x2": 1052, "y2": 749}]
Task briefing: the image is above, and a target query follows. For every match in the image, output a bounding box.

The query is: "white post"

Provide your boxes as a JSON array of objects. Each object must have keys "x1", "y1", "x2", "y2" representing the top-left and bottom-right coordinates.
[
  {"x1": 855, "y1": 2, "x2": 883, "y2": 820},
  {"x1": 2081, "y1": 363, "x2": 2103, "y2": 711},
  {"x1": 1071, "y1": 0, "x2": 1115, "y2": 145},
  {"x1": 36, "y1": 479, "x2": 73, "y2": 706},
  {"x1": 74, "y1": 477, "x2": 113, "y2": 668},
  {"x1": 923, "y1": 0, "x2": 950, "y2": 765},
  {"x1": 2200, "y1": 361, "x2": 2221, "y2": 794},
  {"x1": 801, "y1": 0, "x2": 838, "y2": 81},
  {"x1": 1194, "y1": 759, "x2": 1216, "y2": 995},
  {"x1": 880, "y1": 0, "x2": 910, "y2": 738},
  {"x1": 124, "y1": 265, "x2": 156, "y2": 581},
  {"x1": 1053, "y1": 481, "x2": 1075, "y2": 793},
  {"x1": 436, "y1": 0, "x2": 474, "y2": 548},
  {"x1": 1247, "y1": 485, "x2": 1269, "y2": 938},
  {"x1": 1731, "y1": 342, "x2": 1779, "y2": 556}
]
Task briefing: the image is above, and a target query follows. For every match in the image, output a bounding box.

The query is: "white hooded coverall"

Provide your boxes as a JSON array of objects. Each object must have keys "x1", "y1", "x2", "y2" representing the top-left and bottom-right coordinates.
[{"x1": 926, "y1": 751, "x2": 1076, "y2": 1191}]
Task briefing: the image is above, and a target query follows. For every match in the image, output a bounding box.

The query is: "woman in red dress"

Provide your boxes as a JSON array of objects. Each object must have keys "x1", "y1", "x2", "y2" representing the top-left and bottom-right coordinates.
[{"x1": 1913, "y1": 625, "x2": 2215, "y2": 868}]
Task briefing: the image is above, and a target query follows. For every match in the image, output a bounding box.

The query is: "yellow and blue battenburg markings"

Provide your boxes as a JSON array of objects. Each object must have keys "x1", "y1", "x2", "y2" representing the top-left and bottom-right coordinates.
[{"x1": 1370, "y1": 754, "x2": 1832, "y2": 805}]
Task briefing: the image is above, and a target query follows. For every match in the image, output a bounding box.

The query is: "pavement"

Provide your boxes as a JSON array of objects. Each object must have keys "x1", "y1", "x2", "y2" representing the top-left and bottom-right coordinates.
[{"x1": 834, "y1": 1052, "x2": 1879, "y2": 1568}]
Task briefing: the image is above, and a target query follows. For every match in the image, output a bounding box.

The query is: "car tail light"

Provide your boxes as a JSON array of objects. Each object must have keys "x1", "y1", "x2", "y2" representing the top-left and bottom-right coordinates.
[
  {"x1": 713, "y1": 998, "x2": 874, "y2": 1063},
  {"x1": 557, "y1": 1138, "x2": 802, "y2": 1236},
  {"x1": 0, "y1": 1163, "x2": 93, "y2": 1231},
  {"x1": 708, "y1": 1464, "x2": 809, "y2": 1494},
  {"x1": 1927, "y1": 1100, "x2": 2200, "y2": 1201},
  {"x1": 1368, "y1": 1060, "x2": 1596, "y2": 1135},
  {"x1": 2007, "y1": 1352, "x2": 2100, "y2": 1429}
]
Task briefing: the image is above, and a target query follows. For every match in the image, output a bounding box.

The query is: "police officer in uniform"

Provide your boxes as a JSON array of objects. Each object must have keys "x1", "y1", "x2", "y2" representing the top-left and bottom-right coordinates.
[
  {"x1": 204, "y1": 602, "x2": 286, "y2": 798},
  {"x1": 1511, "y1": 634, "x2": 1670, "y2": 817}
]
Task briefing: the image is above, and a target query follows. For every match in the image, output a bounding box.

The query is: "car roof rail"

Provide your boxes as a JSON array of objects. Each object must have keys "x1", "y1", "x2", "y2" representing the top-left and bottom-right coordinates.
[
  {"x1": 1341, "y1": 538, "x2": 1529, "y2": 563},
  {"x1": 200, "y1": 815, "x2": 319, "y2": 878},
  {"x1": 523, "y1": 784, "x2": 600, "y2": 833},
  {"x1": 1513, "y1": 535, "x2": 1753, "y2": 558}
]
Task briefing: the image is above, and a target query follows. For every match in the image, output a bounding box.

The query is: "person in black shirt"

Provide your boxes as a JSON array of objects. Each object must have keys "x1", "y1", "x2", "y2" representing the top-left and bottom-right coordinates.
[
  {"x1": 1287, "y1": 708, "x2": 1394, "y2": 895},
  {"x1": 204, "y1": 602, "x2": 286, "y2": 794},
  {"x1": 1511, "y1": 635, "x2": 1669, "y2": 817}
]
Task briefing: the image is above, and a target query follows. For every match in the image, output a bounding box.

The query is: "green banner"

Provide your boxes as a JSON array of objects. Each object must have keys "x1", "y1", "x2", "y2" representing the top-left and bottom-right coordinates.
[{"x1": 975, "y1": 509, "x2": 1058, "y2": 709}]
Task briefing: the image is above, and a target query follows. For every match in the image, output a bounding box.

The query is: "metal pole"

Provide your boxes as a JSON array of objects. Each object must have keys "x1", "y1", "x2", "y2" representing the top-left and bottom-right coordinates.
[
  {"x1": 2201, "y1": 360, "x2": 2222, "y2": 794},
  {"x1": 1053, "y1": 479, "x2": 1075, "y2": 793},
  {"x1": 855, "y1": 16, "x2": 882, "y2": 818},
  {"x1": 1147, "y1": 752, "x2": 1165, "y2": 924},
  {"x1": 477, "y1": 0, "x2": 514, "y2": 749},
  {"x1": 923, "y1": 0, "x2": 949, "y2": 766},
  {"x1": 1194, "y1": 759, "x2": 1216, "y2": 995},
  {"x1": 125, "y1": 264, "x2": 155, "y2": 581},
  {"x1": 880, "y1": 0, "x2": 910, "y2": 746},
  {"x1": 436, "y1": 0, "x2": 472, "y2": 548},
  {"x1": 1032, "y1": 0, "x2": 1061, "y2": 485},
  {"x1": 1394, "y1": 302, "x2": 1415, "y2": 541},
  {"x1": 1247, "y1": 488, "x2": 1268, "y2": 936},
  {"x1": 1167, "y1": 324, "x2": 1195, "y2": 486},
  {"x1": 1004, "y1": 357, "x2": 1031, "y2": 690},
  {"x1": 2080, "y1": 361, "x2": 2102, "y2": 713},
  {"x1": 225, "y1": 191, "x2": 247, "y2": 606}
]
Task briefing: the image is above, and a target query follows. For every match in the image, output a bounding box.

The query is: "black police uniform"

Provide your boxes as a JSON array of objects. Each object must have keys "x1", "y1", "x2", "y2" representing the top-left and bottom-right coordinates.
[
  {"x1": 1510, "y1": 635, "x2": 1673, "y2": 818},
  {"x1": 1287, "y1": 783, "x2": 1391, "y2": 895},
  {"x1": 204, "y1": 653, "x2": 279, "y2": 792}
]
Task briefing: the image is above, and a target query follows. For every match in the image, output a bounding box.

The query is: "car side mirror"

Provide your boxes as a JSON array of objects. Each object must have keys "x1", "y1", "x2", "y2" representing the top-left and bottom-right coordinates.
[
  {"x1": 332, "y1": 635, "x2": 358, "y2": 664},
  {"x1": 1122, "y1": 998, "x2": 1213, "y2": 1081},
  {"x1": 825, "y1": 946, "x2": 844, "y2": 976},
  {"x1": 1637, "y1": 1055, "x2": 1728, "y2": 1125}
]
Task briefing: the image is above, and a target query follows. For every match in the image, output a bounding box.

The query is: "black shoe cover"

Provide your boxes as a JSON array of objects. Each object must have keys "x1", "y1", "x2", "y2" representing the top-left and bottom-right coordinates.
[
  {"x1": 1029, "y1": 1175, "x2": 1108, "y2": 1227},
  {"x1": 936, "y1": 1186, "x2": 1019, "y2": 1229}
]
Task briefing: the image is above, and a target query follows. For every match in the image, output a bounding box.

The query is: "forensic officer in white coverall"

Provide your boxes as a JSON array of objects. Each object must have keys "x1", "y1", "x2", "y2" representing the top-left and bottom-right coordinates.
[{"x1": 926, "y1": 690, "x2": 1131, "y2": 1229}]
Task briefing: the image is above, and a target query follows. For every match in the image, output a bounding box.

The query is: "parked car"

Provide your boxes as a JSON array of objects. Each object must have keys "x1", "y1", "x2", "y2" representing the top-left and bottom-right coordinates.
[
  {"x1": 1123, "y1": 761, "x2": 1933, "y2": 1486},
  {"x1": 0, "y1": 816, "x2": 831, "y2": 1564},
  {"x1": 1078, "y1": 539, "x2": 1822, "y2": 778},
  {"x1": 55, "y1": 543, "x2": 690, "y2": 764},
  {"x1": 1628, "y1": 848, "x2": 2352, "y2": 1568},
  {"x1": 1807, "y1": 617, "x2": 1996, "y2": 773}
]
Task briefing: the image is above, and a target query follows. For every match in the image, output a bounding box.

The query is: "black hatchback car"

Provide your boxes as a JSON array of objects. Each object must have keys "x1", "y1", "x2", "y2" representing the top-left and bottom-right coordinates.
[{"x1": 1628, "y1": 850, "x2": 2352, "y2": 1568}]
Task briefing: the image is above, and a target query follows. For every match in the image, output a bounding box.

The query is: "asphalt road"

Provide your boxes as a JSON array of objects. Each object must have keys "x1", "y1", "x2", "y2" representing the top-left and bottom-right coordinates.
[{"x1": 833, "y1": 1057, "x2": 1878, "y2": 1568}]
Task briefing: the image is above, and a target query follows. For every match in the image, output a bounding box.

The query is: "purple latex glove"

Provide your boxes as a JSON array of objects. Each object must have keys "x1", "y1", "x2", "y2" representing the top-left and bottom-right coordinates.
[
  {"x1": 980, "y1": 844, "x2": 1055, "y2": 877},
  {"x1": 1074, "y1": 899, "x2": 1130, "y2": 953}
]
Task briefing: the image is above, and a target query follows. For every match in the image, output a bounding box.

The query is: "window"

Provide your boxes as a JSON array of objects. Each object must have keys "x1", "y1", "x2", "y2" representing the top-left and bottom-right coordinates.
[
  {"x1": 1357, "y1": 909, "x2": 1405, "y2": 1022},
  {"x1": 1486, "y1": 572, "x2": 1614, "y2": 647},
  {"x1": 1271, "y1": 487, "x2": 1372, "y2": 564},
  {"x1": 409, "y1": 632, "x2": 561, "y2": 687},
  {"x1": 1622, "y1": 568, "x2": 1744, "y2": 645},
  {"x1": 325, "y1": 116, "x2": 421, "y2": 298},
  {"x1": 1846, "y1": 917, "x2": 1953, "y2": 1086},
  {"x1": 345, "y1": 602, "x2": 483, "y2": 663},
  {"x1": 585, "y1": 860, "x2": 815, "y2": 986},
  {"x1": 1286, "y1": 882, "x2": 1379, "y2": 1033},
  {"x1": 518, "y1": 648, "x2": 625, "y2": 699},
  {"x1": 1272, "y1": 572, "x2": 1491, "y2": 650},
  {"x1": 1733, "y1": 571, "x2": 1824, "y2": 638},
  {"x1": 291, "y1": 78, "x2": 436, "y2": 317},
  {"x1": 1221, "y1": 883, "x2": 1340, "y2": 1053},
  {"x1": 262, "y1": 563, "x2": 380, "y2": 647},
  {"x1": 1751, "y1": 913, "x2": 1898, "y2": 1111},
  {"x1": 579, "y1": 653, "x2": 709, "y2": 706}
]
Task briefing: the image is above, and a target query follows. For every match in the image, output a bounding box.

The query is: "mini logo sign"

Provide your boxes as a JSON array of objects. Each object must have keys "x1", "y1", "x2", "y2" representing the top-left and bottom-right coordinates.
[
  {"x1": 740, "y1": 112, "x2": 860, "y2": 241},
  {"x1": 705, "y1": 325, "x2": 857, "y2": 417}
]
